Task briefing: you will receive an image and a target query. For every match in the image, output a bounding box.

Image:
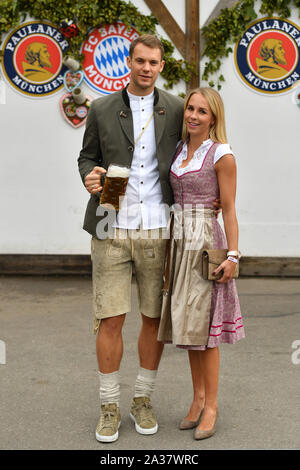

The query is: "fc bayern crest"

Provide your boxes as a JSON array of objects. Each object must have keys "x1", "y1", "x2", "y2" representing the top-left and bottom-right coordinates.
[
  {"x1": 1, "y1": 21, "x2": 69, "y2": 98},
  {"x1": 82, "y1": 22, "x2": 139, "y2": 95},
  {"x1": 234, "y1": 17, "x2": 300, "y2": 95}
]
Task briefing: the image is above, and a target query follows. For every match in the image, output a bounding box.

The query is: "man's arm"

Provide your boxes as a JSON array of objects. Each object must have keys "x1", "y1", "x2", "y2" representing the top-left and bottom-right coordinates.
[
  {"x1": 78, "y1": 102, "x2": 103, "y2": 185},
  {"x1": 213, "y1": 198, "x2": 222, "y2": 217}
]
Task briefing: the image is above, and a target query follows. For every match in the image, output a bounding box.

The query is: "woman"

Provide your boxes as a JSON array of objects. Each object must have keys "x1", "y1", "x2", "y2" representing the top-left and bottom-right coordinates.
[{"x1": 158, "y1": 87, "x2": 245, "y2": 440}]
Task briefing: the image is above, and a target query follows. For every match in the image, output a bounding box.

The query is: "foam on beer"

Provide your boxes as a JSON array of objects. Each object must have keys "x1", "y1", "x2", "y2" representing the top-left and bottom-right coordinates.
[{"x1": 106, "y1": 165, "x2": 130, "y2": 178}]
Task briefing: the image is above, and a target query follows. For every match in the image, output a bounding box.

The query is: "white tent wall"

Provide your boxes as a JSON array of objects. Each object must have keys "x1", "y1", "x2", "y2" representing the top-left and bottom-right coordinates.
[{"x1": 0, "y1": 0, "x2": 299, "y2": 260}]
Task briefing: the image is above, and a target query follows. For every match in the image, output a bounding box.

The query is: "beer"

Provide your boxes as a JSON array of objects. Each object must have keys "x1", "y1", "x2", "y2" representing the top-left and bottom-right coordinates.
[{"x1": 100, "y1": 164, "x2": 130, "y2": 211}]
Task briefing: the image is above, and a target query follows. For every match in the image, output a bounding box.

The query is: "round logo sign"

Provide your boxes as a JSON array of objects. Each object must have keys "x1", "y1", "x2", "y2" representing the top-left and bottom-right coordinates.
[
  {"x1": 1, "y1": 21, "x2": 69, "y2": 98},
  {"x1": 82, "y1": 22, "x2": 139, "y2": 94},
  {"x1": 234, "y1": 17, "x2": 300, "y2": 95}
]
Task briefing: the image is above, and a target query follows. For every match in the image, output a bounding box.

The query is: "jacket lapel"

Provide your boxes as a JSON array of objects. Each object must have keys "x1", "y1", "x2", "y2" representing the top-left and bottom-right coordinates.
[
  {"x1": 118, "y1": 86, "x2": 167, "y2": 148},
  {"x1": 117, "y1": 109, "x2": 134, "y2": 146},
  {"x1": 153, "y1": 87, "x2": 167, "y2": 147},
  {"x1": 153, "y1": 105, "x2": 166, "y2": 147}
]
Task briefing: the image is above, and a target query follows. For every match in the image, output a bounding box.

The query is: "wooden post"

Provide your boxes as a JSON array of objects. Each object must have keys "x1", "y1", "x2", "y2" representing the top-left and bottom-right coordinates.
[
  {"x1": 144, "y1": 0, "x2": 186, "y2": 57},
  {"x1": 144, "y1": 0, "x2": 201, "y2": 93},
  {"x1": 186, "y1": 0, "x2": 200, "y2": 92}
]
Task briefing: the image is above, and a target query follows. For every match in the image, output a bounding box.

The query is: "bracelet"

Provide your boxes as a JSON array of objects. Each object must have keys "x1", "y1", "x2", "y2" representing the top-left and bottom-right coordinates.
[
  {"x1": 227, "y1": 250, "x2": 242, "y2": 259},
  {"x1": 227, "y1": 256, "x2": 238, "y2": 264}
]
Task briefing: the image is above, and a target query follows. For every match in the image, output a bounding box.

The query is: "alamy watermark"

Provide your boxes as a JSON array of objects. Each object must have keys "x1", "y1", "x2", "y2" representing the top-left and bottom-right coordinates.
[
  {"x1": 95, "y1": 202, "x2": 212, "y2": 250},
  {"x1": 291, "y1": 340, "x2": 300, "y2": 365},
  {"x1": 0, "y1": 339, "x2": 6, "y2": 364}
]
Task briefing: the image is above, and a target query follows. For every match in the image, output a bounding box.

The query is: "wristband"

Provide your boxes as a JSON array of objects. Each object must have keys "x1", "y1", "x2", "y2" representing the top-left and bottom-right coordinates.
[
  {"x1": 227, "y1": 256, "x2": 238, "y2": 264},
  {"x1": 227, "y1": 250, "x2": 241, "y2": 260}
]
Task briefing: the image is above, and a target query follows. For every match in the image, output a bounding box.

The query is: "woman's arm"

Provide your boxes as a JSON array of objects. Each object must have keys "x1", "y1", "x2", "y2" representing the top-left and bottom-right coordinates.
[{"x1": 213, "y1": 154, "x2": 239, "y2": 283}]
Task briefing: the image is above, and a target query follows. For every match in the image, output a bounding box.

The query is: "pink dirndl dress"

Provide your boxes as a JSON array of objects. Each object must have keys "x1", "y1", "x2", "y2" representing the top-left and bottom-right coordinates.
[{"x1": 157, "y1": 140, "x2": 245, "y2": 350}]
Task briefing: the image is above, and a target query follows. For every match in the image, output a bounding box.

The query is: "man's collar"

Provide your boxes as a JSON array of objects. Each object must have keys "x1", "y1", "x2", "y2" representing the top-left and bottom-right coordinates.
[{"x1": 122, "y1": 85, "x2": 159, "y2": 107}]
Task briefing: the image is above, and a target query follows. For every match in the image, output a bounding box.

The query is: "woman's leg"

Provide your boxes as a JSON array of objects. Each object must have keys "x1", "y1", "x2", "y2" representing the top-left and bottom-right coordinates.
[
  {"x1": 196, "y1": 346, "x2": 219, "y2": 431},
  {"x1": 184, "y1": 350, "x2": 205, "y2": 421}
]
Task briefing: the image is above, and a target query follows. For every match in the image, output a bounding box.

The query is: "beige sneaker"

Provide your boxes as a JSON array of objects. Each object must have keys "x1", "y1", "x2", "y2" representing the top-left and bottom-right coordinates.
[
  {"x1": 95, "y1": 403, "x2": 121, "y2": 443},
  {"x1": 130, "y1": 396, "x2": 158, "y2": 435}
]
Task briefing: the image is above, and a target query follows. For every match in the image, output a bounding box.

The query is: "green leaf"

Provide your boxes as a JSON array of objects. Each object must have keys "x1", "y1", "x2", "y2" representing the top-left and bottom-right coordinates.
[{"x1": 1, "y1": 0, "x2": 298, "y2": 91}]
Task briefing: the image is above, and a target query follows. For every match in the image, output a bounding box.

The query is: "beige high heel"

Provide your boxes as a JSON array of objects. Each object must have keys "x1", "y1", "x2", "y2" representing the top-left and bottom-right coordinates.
[
  {"x1": 194, "y1": 409, "x2": 218, "y2": 440},
  {"x1": 179, "y1": 409, "x2": 203, "y2": 430},
  {"x1": 179, "y1": 417, "x2": 200, "y2": 430}
]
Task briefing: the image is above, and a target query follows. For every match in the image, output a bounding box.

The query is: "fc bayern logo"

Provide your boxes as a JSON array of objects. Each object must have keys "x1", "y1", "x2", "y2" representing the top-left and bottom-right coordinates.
[
  {"x1": 234, "y1": 17, "x2": 300, "y2": 95},
  {"x1": 1, "y1": 21, "x2": 69, "y2": 98},
  {"x1": 82, "y1": 22, "x2": 139, "y2": 95}
]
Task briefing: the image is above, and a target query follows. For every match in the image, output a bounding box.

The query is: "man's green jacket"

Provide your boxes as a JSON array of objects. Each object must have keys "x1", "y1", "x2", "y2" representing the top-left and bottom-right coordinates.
[{"x1": 78, "y1": 86, "x2": 184, "y2": 238}]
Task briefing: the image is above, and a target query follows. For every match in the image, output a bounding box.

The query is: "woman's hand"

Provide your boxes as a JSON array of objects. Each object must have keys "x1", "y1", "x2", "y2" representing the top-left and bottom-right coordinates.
[{"x1": 213, "y1": 258, "x2": 237, "y2": 283}]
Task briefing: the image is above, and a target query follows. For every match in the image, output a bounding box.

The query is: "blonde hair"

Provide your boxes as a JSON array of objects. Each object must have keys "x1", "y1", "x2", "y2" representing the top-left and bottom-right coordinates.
[{"x1": 182, "y1": 87, "x2": 228, "y2": 144}]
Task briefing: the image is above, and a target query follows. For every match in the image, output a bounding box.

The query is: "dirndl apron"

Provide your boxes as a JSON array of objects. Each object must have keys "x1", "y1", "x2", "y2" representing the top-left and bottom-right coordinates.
[{"x1": 158, "y1": 206, "x2": 216, "y2": 346}]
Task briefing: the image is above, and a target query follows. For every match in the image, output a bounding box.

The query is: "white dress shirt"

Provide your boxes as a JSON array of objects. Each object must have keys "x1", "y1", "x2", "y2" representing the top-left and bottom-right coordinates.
[
  {"x1": 115, "y1": 90, "x2": 168, "y2": 229},
  {"x1": 171, "y1": 139, "x2": 234, "y2": 176}
]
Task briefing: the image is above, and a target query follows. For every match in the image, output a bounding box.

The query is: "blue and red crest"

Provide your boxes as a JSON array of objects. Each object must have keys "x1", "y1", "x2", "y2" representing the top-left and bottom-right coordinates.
[{"x1": 82, "y1": 22, "x2": 139, "y2": 95}]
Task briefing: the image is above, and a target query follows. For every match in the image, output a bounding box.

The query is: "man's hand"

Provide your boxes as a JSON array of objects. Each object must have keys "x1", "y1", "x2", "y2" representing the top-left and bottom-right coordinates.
[
  {"x1": 213, "y1": 198, "x2": 222, "y2": 218},
  {"x1": 84, "y1": 166, "x2": 106, "y2": 195}
]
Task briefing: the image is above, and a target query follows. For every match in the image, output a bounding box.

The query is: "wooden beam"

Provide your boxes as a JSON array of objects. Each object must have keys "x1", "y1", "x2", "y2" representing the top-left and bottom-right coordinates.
[
  {"x1": 0, "y1": 254, "x2": 92, "y2": 276},
  {"x1": 142, "y1": 0, "x2": 239, "y2": 90},
  {"x1": 200, "y1": 0, "x2": 239, "y2": 57},
  {"x1": 239, "y1": 257, "x2": 300, "y2": 278},
  {"x1": 144, "y1": 0, "x2": 186, "y2": 57},
  {"x1": 203, "y1": 0, "x2": 239, "y2": 26},
  {"x1": 186, "y1": 0, "x2": 200, "y2": 91},
  {"x1": 0, "y1": 255, "x2": 299, "y2": 277}
]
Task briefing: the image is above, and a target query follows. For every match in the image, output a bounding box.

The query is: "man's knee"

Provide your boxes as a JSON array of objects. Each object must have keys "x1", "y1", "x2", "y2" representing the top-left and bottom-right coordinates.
[
  {"x1": 99, "y1": 314, "x2": 126, "y2": 337},
  {"x1": 141, "y1": 314, "x2": 160, "y2": 333}
]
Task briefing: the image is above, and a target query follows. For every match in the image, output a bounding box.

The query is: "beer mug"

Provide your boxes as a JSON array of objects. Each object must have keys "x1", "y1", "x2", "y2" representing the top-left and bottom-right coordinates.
[{"x1": 100, "y1": 163, "x2": 130, "y2": 211}]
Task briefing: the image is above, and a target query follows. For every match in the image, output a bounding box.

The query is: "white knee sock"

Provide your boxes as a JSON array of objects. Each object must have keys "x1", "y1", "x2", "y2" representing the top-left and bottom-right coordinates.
[
  {"x1": 98, "y1": 370, "x2": 120, "y2": 407},
  {"x1": 134, "y1": 367, "x2": 157, "y2": 398}
]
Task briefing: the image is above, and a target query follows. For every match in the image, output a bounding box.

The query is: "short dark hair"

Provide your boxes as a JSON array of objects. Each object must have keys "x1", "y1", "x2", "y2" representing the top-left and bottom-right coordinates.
[{"x1": 129, "y1": 34, "x2": 164, "y2": 60}]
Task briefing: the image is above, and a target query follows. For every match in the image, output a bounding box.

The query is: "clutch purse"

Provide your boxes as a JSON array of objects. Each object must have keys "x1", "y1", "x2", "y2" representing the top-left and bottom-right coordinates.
[{"x1": 202, "y1": 249, "x2": 239, "y2": 280}]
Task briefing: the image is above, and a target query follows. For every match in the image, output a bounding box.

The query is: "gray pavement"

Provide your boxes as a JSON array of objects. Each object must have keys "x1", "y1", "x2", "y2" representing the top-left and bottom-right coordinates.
[{"x1": 0, "y1": 275, "x2": 299, "y2": 450}]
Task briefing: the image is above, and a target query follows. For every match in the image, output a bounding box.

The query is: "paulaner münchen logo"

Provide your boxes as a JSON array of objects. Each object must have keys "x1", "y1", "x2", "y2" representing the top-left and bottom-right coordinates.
[
  {"x1": 234, "y1": 17, "x2": 300, "y2": 95},
  {"x1": 1, "y1": 21, "x2": 69, "y2": 98}
]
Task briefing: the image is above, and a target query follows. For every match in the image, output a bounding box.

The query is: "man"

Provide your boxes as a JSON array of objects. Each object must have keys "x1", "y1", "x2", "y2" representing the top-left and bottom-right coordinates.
[
  {"x1": 78, "y1": 35, "x2": 184, "y2": 443},
  {"x1": 22, "y1": 42, "x2": 53, "y2": 81},
  {"x1": 256, "y1": 38, "x2": 287, "y2": 79}
]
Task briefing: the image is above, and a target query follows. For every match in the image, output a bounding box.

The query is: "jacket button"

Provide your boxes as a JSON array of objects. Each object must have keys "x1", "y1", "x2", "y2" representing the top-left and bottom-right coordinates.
[{"x1": 128, "y1": 146, "x2": 134, "y2": 152}]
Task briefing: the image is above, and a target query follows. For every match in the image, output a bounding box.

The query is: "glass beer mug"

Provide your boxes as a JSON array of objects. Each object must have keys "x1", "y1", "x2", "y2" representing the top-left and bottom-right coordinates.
[{"x1": 100, "y1": 163, "x2": 130, "y2": 211}]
